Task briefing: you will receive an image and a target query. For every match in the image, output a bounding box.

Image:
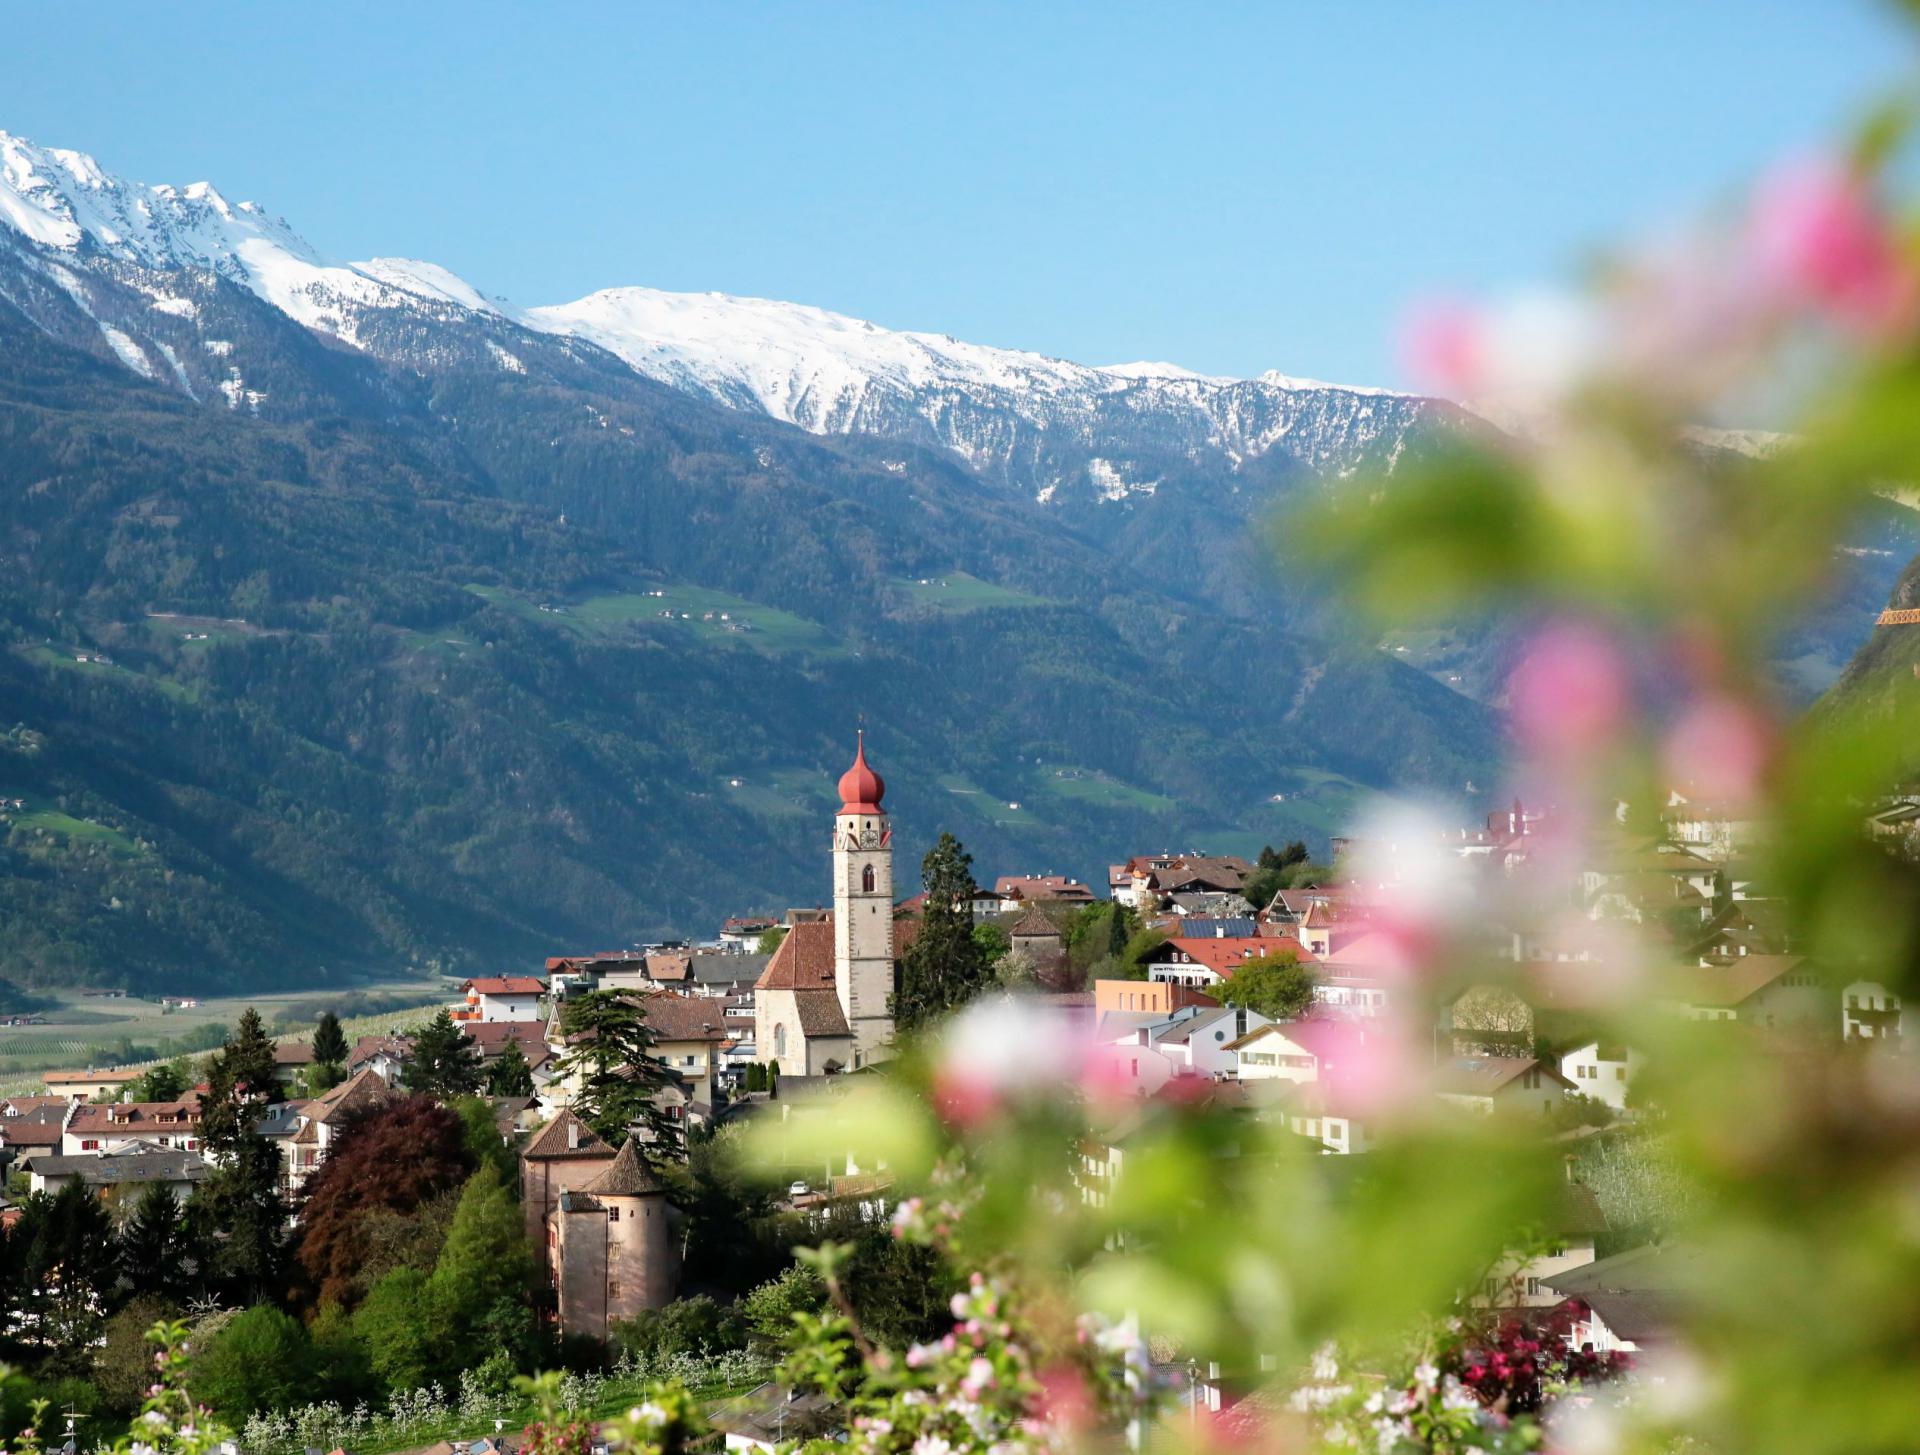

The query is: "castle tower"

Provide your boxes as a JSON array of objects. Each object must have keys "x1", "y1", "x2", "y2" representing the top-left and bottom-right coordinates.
[{"x1": 833, "y1": 732, "x2": 895, "y2": 1066}]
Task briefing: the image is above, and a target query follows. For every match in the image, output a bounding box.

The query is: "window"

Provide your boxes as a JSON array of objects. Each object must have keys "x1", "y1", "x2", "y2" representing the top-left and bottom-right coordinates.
[
  {"x1": 608, "y1": 1206, "x2": 620, "y2": 1222},
  {"x1": 607, "y1": 1278, "x2": 621, "y2": 1299},
  {"x1": 774, "y1": 1024, "x2": 786, "y2": 1058},
  {"x1": 1615, "y1": 1067, "x2": 1626, "y2": 1080},
  {"x1": 862, "y1": 865, "x2": 875, "y2": 892},
  {"x1": 82, "y1": 1139, "x2": 99, "y2": 1150},
  {"x1": 1526, "y1": 1278, "x2": 1543, "y2": 1296}
]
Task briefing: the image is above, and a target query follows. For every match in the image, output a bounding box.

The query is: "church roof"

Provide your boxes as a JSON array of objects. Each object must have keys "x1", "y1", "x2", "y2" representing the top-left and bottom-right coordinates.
[
  {"x1": 576, "y1": 1136, "x2": 666, "y2": 1197},
  {"x1": 837, "y1": 734, "x2": 886, "y2": 815},
  {"x1": 756, "y1": 919, "x2": 836, "y2": 991},
  {"x1": 793, "y1": 989, "x2": 853, "y2": 1038}
]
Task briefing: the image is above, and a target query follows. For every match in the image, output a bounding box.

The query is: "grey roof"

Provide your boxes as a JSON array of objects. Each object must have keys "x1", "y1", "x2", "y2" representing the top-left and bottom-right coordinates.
[
  {"x1": 689, "y1": 952, "x2": 770, "y2": 985},
  {"x1": 23, "y1": 1150, "x2": 211, "y2": 1186},
  {"x1": 1168, "y1": 915, "x2": 1261, "y2": 937},
  {"x1": 709, "y1": 1382, "x2": 841, "y2": 1445}
]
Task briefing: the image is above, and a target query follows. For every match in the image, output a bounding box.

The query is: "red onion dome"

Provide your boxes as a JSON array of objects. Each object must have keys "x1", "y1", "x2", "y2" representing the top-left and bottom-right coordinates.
[{"x1": 837, "y1": 734, "x2": 885, "y2": 814}]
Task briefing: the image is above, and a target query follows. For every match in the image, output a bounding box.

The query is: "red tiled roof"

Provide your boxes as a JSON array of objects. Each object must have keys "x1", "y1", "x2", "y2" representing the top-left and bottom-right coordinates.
[
  {"x1": 66, "y1": 1099, "x2": 203, "y2": 1133},
  {"x1": 638, "y1": 992, "x2": 730, "y2": 1043},
  {"x1": 523, "y1": 1108, "x2": 614, "y2": 1161},
  {"x1": 464, "y1": 976, "x2": 546, "y2": 996},
  {"x1": 1150, "y1": 937, "x2": 1304, "y2": 976}
]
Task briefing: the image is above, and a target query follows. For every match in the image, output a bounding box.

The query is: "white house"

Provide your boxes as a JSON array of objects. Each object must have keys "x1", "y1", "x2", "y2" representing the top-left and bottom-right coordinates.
[
  {"x1": 61, "y1": 1101, "x2": 201, "y2": 1157},
  {"x1": 1228, "y1": 1018, "x2": 1367, "y2": 1085},
  {"x1": 1147, "y1": 1006, "x2": 1274, "y2": 1078},
  {"x1": 1280, "y1": 1078, "x2": 1375, "y2": 1155},
  {"x1": 1434, "y1": 1057, "x2": 1574, "y2": 1117},
  {"x1": 1842, "y1": 980, "x2": 1904, "y2": 1042},
  {"x1": 455, "y1": 975, "x2": 546, "y2": 1023},
  {"x1": 1558, "y1": 1040, "x2": 1642, "y2": 1111},
  {"x1": 1476, "y1": 1180, "x2": 1608, "y2": 1307}
]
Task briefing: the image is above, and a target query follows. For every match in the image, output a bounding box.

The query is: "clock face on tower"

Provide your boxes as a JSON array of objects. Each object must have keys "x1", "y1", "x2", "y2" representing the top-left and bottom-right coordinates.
[{"x1": 858, "y1": 820, "x2": 883, "y2": 850}]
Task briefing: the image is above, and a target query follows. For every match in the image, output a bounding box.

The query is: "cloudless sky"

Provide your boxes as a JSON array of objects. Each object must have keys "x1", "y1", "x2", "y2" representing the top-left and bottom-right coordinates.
[{"x1": 4, "y1": 3, "x2": 1909, "y2": 386}]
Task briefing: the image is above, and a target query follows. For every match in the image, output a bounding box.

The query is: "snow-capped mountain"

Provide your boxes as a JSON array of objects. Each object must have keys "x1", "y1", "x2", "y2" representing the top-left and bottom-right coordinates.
[
  {"x1": 523, "y1": 285, "x2": 1445, "y2": 504},
  {"x1": 0, "y1": 128, "x2": 1458, "y2": 520}
]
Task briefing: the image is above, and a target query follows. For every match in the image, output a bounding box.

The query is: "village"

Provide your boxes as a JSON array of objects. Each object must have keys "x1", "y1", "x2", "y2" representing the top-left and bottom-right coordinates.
[{"x1": 0, "y1": 735, "x2": 1905, "y2": 1451}]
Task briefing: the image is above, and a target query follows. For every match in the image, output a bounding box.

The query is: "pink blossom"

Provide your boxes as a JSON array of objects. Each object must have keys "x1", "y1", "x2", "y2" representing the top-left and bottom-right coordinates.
[
  {"x1": 1663, "y1": 693, "x2": 1772, "y2": 805},
  {"x1": 1508, "y1": 621, "x2": 1629, "y2": 766},
  {"x1": 1402, "y1": 298, "x2": 1484, "y2": 398},
  {"x1": 1748, "y1": 154, "x2": 1917, "y2": 340}
]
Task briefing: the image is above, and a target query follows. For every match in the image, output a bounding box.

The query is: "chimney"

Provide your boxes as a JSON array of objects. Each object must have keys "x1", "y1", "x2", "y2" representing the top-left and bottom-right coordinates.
[{"x1": 566, "y1": 1120, "x2": 579, "y2": 1150}]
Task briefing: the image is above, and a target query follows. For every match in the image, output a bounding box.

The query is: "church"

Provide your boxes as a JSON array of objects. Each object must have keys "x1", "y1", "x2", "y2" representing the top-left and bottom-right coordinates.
[{"x1": 754, "y1": 735, "x2": 919, "y2": 1073}]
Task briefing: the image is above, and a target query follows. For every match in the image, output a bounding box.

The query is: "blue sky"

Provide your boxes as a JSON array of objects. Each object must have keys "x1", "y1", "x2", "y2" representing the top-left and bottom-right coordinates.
[{"x1": 5, "y1": 3, "x2": 1906, "y2": 386}]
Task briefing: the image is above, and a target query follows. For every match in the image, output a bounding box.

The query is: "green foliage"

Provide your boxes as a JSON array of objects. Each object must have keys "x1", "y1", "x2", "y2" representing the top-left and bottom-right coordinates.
[
  {"x1": 312, "y1": 1010, "x2": 349, "y2": 1072},
  {"x1": 116, "y1": 1185, "x2": 194, "y2": 1304},
  {"x1": 401, "y1": 1008, "x2": 485, "y2": 1100},
  {"x1": 740, "y1": 1264, "x2": 830, "y2": 1346},
  {"x1": 612, "y1": 1295, "x2": 747, "y2": 1364},
  {"x1": 552, "y1": 990, "x2": 681, "y2": 1160},
  {"x1": 970, "y1": 921, "x2": 1010, "y2": 966},
  {"x1": 894, "y1": 834, "x2": 993, "y2": 1032},
  {"x1": 756, "y1": 927, "x2": 789, "y2": 956},
  {"x1": 1211, "y1": 951, "x2": 1316, "y2": 1018},
  {"x1": 352, "y1": 1266, "x2": 442, "y2": 1393},
  {"x1": 427, "y1": 1162, "x2": 536, "y2": 1364},
  {"x1": 185, "y1": 1131, "x2": 289, "y2": 1306},
  {"x1": 451, "y1": 1094, "x2": 519, "y2": 1186},
  {"x1": 191, "y1": 1305, "x2": 316, "y2": 1419},
  {"x1": 486, "y1": 1038, "x2": 536, "y2": 1097},
  {"x1": 126, "y1": 1056, "x2": 192, "y2": 1103}
]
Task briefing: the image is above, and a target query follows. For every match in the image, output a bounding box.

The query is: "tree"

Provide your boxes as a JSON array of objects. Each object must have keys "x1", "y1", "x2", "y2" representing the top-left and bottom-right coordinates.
[
  {"x1": 401, "y1": 1009, "x2": 484, "y2": 1100},
  {"x1": 741, "y1": 1264, "x2": 828, "y2": 1346},
  {"x1": 451, "y1": 1094, "x2": 517, "y2": 1185},
  {"x1": 894, "y1": 833, "x2": 993, "y2": 1032},
  {"x1": 313, "y1": 1010, "x2": 349, "y2": 1076},
  {"x1": 756, "y1": 926, "x2": 788, "y2": 956},
  {"x1": 487, "y1": 1039, "x2": 536, "y2": 1097},
  {"x1": 295, "y1": 1095, "x2": 473, "y2": 1308},
  {"x1": 1213, "y1": 951, "x2": 1317, "y2": 1019},
  {"x1": 551, "y1": 991, "x2": 681, "y2": 1160},
  {"x1": 353, "y1": 1265, "x2": 442, "y2": 1392},
  {"x1": 745, "y1": 1062, "x2": 766, "y2": 1093},
  {"x1": 192, "y1": 1304, "x2": 315, "y2": 1418},
  {"x1": 128, "y1": 1057, "x2": 192, "y2": 1103},
  {"x1": 427, "y1": 1163, "x2": 535, "y2": 1365},
  {"x1": 187, "y1": 1131, "x2": 289, "y2": 1306},
  {"x1": 117, "y1": 1184, "x2": 195, "y2": 1303},
  {"x1": 198, "y1": 1008, "x2": 286, "y2": 1153},
  {"x1": 1449, "y1": 984, "x2": 1535, "y2": 1057},
  {"x1": 767, "y1": 1060, "x2": 780, "y2": 1095}
]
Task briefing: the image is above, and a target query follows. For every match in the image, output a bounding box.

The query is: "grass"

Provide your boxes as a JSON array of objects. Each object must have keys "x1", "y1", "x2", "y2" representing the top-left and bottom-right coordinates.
[
  {"x1": 1038, "y1": 769, "x2": 1176, "y2": 815},
  {"x1": 18, "y1": 643, "x2": 193, "y2": 701},
  {"x1": 468, "y1": 584, "x2": 848, "y2": 658},
  {"x1": 1, "y1": 796, "x2": 145, "y2": 855},
  {"x1": 0, "y1": 979, "x2": 447, "y2": 1093},
  {"x1": 895, "y1": 571, "x2": 1051, "y2": 613}
]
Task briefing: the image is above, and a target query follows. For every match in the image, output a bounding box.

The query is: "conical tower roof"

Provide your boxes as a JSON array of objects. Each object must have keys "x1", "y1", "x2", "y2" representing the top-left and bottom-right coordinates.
[{"x1": 576, "y1": 1135, "x2": 665, "y2": 1197}]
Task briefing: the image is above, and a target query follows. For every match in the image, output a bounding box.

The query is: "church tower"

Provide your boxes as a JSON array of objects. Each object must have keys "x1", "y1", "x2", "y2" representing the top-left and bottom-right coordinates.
[{"x1": 832, "y1": 733, "x2": 895, "y2": 1066}]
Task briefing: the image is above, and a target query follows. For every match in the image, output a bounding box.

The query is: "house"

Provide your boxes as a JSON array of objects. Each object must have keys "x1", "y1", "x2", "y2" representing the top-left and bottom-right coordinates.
[
  {"x1": 1842, "y1": 980, "x2": 1904, "y2": 1042},
  {"x1": 272, "y1": 1040, "x2": 316, "y2": 1085},
  {"x1": 688, "y1": 953, "x2": 769, "y2": 996},
  {"x1": 1661, "y1": 790, "x2": 1760, "y2": 861},
  {"x1": 1559, "y1": 1040, "x2": 1642, "y2": 1110},
  {"x1": 1228, "y1": 1018, "x2": 1369, "y2": 1085},
  {"x1": 286, "y1": 1068, "x2": 397, "y2": 1188},
  {"x1": 1093, "y1": 979, "x2": 1215, "y2": 1018},
  {"x1": 644, "y1": 951, "x2": 692, "y2": 987},
  {"x1": 0, "y1": 1107, "x2": 68, "y2": 1163},
  {"x1": 1659, "y1": 955, "x2": 1829, "y2": 1029},
  {"x1": 993, "y1": 874, "x2": 1098, "y2": 911},
  {"x1": 1539, "y1": 1242, "x2": 1700, "y2": 1354},
  {"x1": 549, "y1": 1138, "x2": 678, "y2": 1340},
  {"x1": 1477, "y1": 1179, "x2": 1609, "y2": 1306},
  {"x1": 40, "y1": 1067, "x2": 142, "y2": 1100},
  {"x1": 455, "y1": 976, "x2": 547, "y2": 1023},
  {"x1": 1142, "y1": 935, "x2": 1298, "y2": 989},
  {"x1": 1140, "y1": 1006, "x2": 1275, "y2": 1078},
  {"x1": 22, "y1": 1146, "x2": 211, "y2": 1201},
  {"x1": 62, "y1": 1100, "x2": 203, "y2": 1156},
  {"x1": 520, "y1": 1108, "x2": 616, "y2": 1247},
  {"x1": 347, "y1": 1034, "x2": 411, "y2": 1081},
  {"x1": 1278, "y1": 1077, "x2": 1376, "y2": 1155},
  {"x1": 461, "y1": 1019, "x2": 554, "y2": 1073},
  {"x1": 754, "y1": 737, "x2": 922, "y2": 1075},
  {"x1": 718, "y1": 916, "x2": 781, "y2": 952},
  {"x1": 631, "y1": 993, "x2": 732, "y2": 1101},
  {"x1": 1109, "y1": 853, "x2": 1252, "y2": 910},
  {"x1": 1434, "y1": 1057, "x2": 1574, "y2": 1117},
  {"x1": 1006, "y1": 905, "x2": 1067, "y2": 976},
  {"x1": 712, "y1": 1384, "x2": 842, "y2": 1452}
]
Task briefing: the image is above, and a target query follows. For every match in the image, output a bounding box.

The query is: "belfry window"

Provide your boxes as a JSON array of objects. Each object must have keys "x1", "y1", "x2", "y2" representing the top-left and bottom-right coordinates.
[{"x1": 862, "y1": 865, "x2": 875, "y2": 892}]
